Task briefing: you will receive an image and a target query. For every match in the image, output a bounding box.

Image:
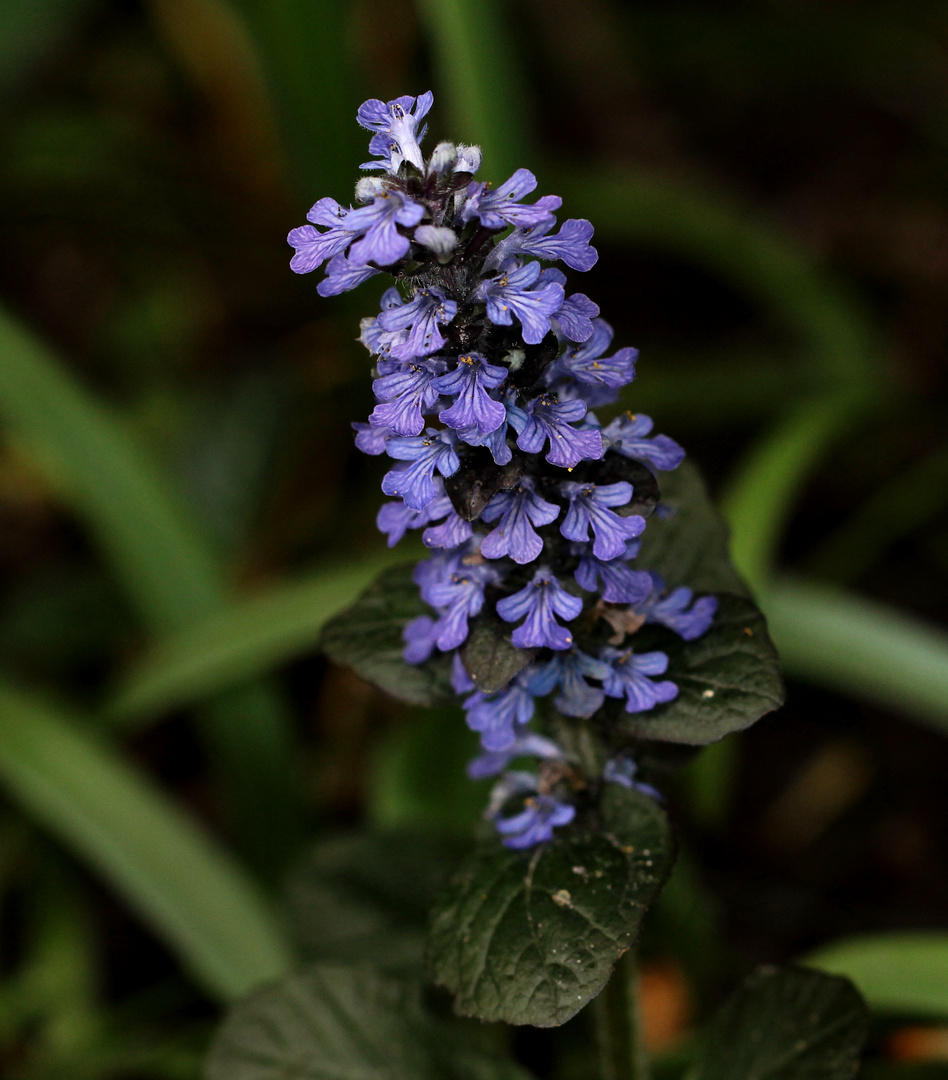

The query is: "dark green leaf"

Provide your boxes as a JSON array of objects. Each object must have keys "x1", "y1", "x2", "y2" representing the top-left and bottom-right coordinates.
[
  {"x1": 428, "y1": 785, "x2": 673, "y2": 1028},
  {"x1": 612, "y1": 595, "x2": 784, "y2": 745},
  {"x1": 636, "y1": 460, "x2": 750, "y2": 597},
  {"x1": 445, "y1": 450, "x2": 523, "y2": 521},
  {"x1": 318, "y1": 565, "x2": 454, "y2": 706},
  {"x1": 461, "y1": 617, "x2": 537, "y2": 693},
  {"x1": 206, "y1": 965, "x2": 439, "y2": 1080},
  {"x1": 688, "y1": 965, "x2": 869, "y2": 1080},
  {"x1": 285, "y1": 831, "x2": 465, "y2": 970},
  {"x1": 206, "y1": 964, "x2": 535, "y2": 1080}
]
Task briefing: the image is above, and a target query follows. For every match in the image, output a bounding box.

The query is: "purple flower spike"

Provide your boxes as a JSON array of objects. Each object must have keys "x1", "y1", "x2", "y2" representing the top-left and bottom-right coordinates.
[
  {"x1": 636, "y1": 573, "x2": 718, "y2": 640},
  {"x1": 496, "y1": 568, "x2": 583, "y2": 650},
  {"x1": 574, "y1": 550, "x2": 652, "y2": 604},
  {"x1": 513, "y1": 394, "x2": 603, "y2": 469},
  {"x1": 480, "y1": 477, "x2": 560, "y2": 564},
  {"x1": 559, "y1": 481, "x2": 646, "y2": 560},
  {"x1": 370, "y1": 359, "x2": 446, "y2": 436},
  {"x1": 381, "y1": 429, "x2": 459, "y2": 509},
  {"x1": 287, "y1": 197, "x2": 356, "y2": 274},
  {"x1": 462, "y1": 168, "x2": 562, "y2": 230},
  {"x1": 528, "y1": 648, "x2": 611, "y2": 719},
  {"x1": 549, "y1": 319, "x2": 638, "y2": 391},
  {"x1": 602, "y1": 413, "x2": 685, "y2": 472},
  {"x1": 600, "y1": 648, "x2": 679, "y2": 713},
  {"x1": 463, "y1": 678, "x2": 535, "y2": 751},
  {"x1": 475, "y1": 260, "x2": 565, "y2": 345},
  {"x1": 377, "y1": 288, "x2": 458, "y2": 361},
  {"x1": 495, "y1": 794, "x2": 575, "y2": 849},
  {"x1": 345, "y1": 191, "x2": 425, "y2": 267},
  {"x1": 317, "y1": 253, "x2": 380, "y2": 296},
  {"x1": 431, "y1": 353, "x2": 508, "y2": 434},
  {"x1": 357, "y1": 91, "x2": 434, "y2": 173},
  {"x1": 467, "y1": 732, "x2": 564, "y2": 780}
]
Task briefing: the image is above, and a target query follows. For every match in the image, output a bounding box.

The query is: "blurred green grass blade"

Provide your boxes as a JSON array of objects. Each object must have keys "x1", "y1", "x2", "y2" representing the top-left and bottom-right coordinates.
[
  {"x1": 804, "y1": 443, "x2": 948, "y2": 585},
  {"x1": 805, "y1": 933, "x2": 948, "y2": 1016},
  {"x1": 765, "y1": 575, "x2": 948, "y2": 734},
  {"x1": 416, "y1": 0, "x2": 529, "y2": 181},
  {"x1": 0, "y1": 306, "x2": 299, "y2": 878},
  {"x1": 221, "y1": 0, "x2": 358, "y2": 197},
  {"x1": 721, "y1": 393, "x2": 860, "y2": 592},
  {"x1": 547, "y1": 167, "x2": 880, "y2": 393},
  {"x1": 0, "y1": 683, "x2": 293, "y2": 1002},
  {"x1": 110, "y1": 550, "x2": 415, "y2": 722},
  {"x1": 0, "y1": 304, "x2": 221, "y2": 634}
]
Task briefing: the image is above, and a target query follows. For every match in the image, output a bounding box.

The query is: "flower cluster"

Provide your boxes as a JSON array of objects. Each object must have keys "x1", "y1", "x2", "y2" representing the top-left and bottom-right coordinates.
[{"x1": 290, "y1": 92, "x2": 717, "y2": 849}]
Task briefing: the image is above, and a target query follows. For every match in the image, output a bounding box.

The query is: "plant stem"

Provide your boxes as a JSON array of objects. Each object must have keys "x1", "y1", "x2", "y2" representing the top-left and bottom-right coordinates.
[{"x1": 594, "y1": 949, "x2": 650, "y2": 1080}]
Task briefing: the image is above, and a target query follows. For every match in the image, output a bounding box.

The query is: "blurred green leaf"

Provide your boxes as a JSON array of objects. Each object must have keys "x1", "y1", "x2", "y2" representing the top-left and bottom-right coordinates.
[
  {"x1": 0, "y1": 305, "x2": 299, "y2": 877},
  {"x1": 285, "y1": 830, "x2": 464, "y2": 970},
  {"x1": 0, "y1": 304, "x2": 221, "y2": 633},
  {"x1": 429, "y1": 785, "x2": 673, "y2": 1027},
  {"x1": 221, "y1": 0, "x2": 358, "y2": 196},
  {"x1": 806, "y1": 933, "x2": 948, "y2": 1017},
  {"x1": 368, "y1": 706, "x2": 484, "y2": 836},
  {"x1": 415, "y1": 0, "x2": 530, "y2": 181},
  {"x1": 207, "y1": 964, "x2": 534, "y2": 1080},
  {"x1": 687, "y1": 965, "x2": 868, "y2": 1080},
  {"x1": 765, "y1": 575, "x2": 948, "y2": 735},
  {"x1": 0, "y1": 682, "x2": 293, "y2": 1003},
  {"x1": 722, "y1": 393, "x2": 861, "y2": 592},
  {"x1": 319, "y1": 563, "x2": 456, "y2": 706},
  {"x1": 110, "y1": 551, "x2": 418, "y2": 722}
]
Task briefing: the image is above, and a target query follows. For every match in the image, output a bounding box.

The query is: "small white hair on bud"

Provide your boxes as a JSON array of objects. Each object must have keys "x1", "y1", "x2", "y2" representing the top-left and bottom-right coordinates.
[
  {"x1": 354, "y1": 176, "x2": 384, "y2": 203},
  {"x1": 428, "y1": 141, "x2": 458, "y2": 174},
  {"x1": 455, "y1": 144, "x2": 482, "y2": 174}
]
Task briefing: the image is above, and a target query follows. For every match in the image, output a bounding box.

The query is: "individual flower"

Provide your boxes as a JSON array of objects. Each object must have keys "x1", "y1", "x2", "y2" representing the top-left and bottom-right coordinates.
[
  {"x1": 287, "y1": 197, "x2": 357, "y2": 274},
  {"x1": 573, "y1": 548, "x2": 652, "y2": 604},
  {"x1": 376, "y1": 490, "x2": 453, "y2": 546},
  {"x1": 467, "y1": 733, "x2": 565, "y2": 780},
  {"x1": 600, "y1": 648, "x2": 679, "y2": 713},
  {"x1": 547, "y1": 318, "x2": 638, "y2": 392},
  {"x1": 461, "y1": 168, "x2": 561, "y2": 230},
  {"x1": 479, "y1": 478, "x2": 560, "y2": 564},
  {"x1": 510, "y1": 394, "x2": 603, "y2": 468},
  {"x1": 463, "y1": 675, "x2": 536, "y2": 751},
  {"x1": 601, "y1": 413, "x2": 685, "y2": 471},
  {"x1": 431, "y1": 353, "x2": 508, "y2": 434},
  {"x1": 486, "y1": 217, "x2": 598, "y2": 273},
  {"x1": 376, "y1": 288, "x2": 458, "y2": 361},
  {"x1": 357, "y1": 91, "x2": 434, "y2": 173},
  {"x1": 369, "y1": 358, "x2": 447, "y2": 436},
  {"x1": 495, "y1": 794, "x2": 575, "y2": 849},
  {"x1": 381, "y1": 429, "x2": 460, "y2": 509},
  {"x1": 475, "y1": 260, "x2": 565, "y2": 345},
  {"x1": 414, "y1": 551, "x2": 498, "y2": 652},
  {"x1": 635, "y1": 573, "x2": 718, "y2": 640},
  {"x1": 528, "y1": 648, "x2": 611, "y2": 718},
  {"x1": 559, "y1": 481, "x2": 646, "y2": 560},
  {"x1": 317, "y1": 253, "x2": 380, "y2": 296},
  {"x1": 496, "y1": 568, "x2": 583, "y2": 650}
]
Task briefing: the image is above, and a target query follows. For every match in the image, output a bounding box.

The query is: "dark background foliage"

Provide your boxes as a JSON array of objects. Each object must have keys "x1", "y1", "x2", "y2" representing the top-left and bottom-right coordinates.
[{"x1": 0, "y1": 0, "x2": 947, "y2": 1076}]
